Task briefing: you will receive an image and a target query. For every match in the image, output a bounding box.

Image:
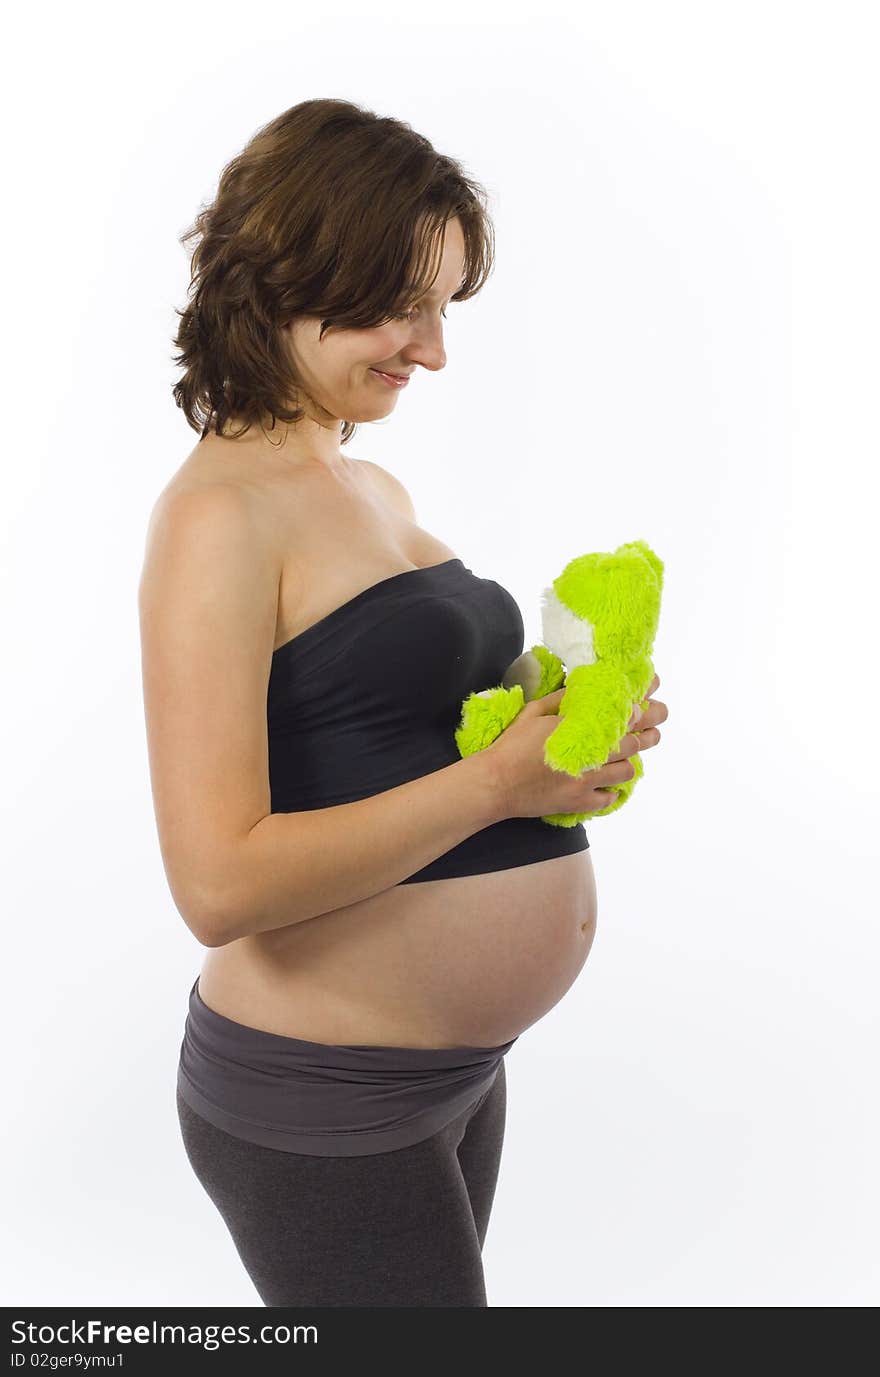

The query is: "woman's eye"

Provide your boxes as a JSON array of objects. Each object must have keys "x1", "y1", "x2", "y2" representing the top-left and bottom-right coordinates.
[{"x1": 393, "y1": 306, "x2": 448, "y2": 322}]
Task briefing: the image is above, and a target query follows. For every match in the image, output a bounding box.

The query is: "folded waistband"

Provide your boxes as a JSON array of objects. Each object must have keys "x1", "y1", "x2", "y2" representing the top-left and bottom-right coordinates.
[{"x1": 177, "y1": 977, "x2": 518, "y2": 1156}]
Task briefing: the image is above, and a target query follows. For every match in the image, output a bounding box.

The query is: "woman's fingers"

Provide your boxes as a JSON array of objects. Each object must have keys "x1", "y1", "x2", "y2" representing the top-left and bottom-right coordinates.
[
  {"x1": 640, "y1": 697, "x2": 668, "y2": 729},
  {"x1": 628, "y1": 675, "x2": 663, "y2": 728},
  {"x1": 622, "y1": 678, "x2": 667, "y2": 756},
  {"x1": 609, "y1": 726, "x2": 661, "y2": 761}
]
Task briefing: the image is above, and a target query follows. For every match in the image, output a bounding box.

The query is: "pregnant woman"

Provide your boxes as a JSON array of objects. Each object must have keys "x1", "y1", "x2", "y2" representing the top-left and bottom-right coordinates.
[{"x1": 138, "y1": 98, "x2": 667, "y2": 1307}]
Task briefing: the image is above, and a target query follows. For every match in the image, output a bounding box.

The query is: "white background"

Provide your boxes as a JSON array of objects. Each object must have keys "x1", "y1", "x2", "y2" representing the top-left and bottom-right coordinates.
[{"x1": 3, "y1": 0, "x2": 878, "y2": 1308}]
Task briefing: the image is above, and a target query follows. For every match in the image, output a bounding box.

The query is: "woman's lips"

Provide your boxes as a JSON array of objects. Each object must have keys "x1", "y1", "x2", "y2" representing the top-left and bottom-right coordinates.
[{"x1": 369, "y1": 368, "x2": 410, "y2": 388}]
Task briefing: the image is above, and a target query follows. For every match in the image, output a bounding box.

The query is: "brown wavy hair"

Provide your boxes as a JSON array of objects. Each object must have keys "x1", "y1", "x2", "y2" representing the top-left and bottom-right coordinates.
[{"x1": 171, "y1": 97, "x2": 496, "y2": 444}]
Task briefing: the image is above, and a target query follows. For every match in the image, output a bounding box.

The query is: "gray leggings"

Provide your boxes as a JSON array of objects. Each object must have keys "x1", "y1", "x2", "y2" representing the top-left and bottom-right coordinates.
[{"x1": 176, "y1": 1059, "x2": 507, "y2": 1307}]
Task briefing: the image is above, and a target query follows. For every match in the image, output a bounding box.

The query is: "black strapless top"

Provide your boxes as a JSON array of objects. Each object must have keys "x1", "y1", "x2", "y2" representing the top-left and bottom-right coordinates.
[{"x1": 266, "y1": 558, "x2": 589, "y2": 882}]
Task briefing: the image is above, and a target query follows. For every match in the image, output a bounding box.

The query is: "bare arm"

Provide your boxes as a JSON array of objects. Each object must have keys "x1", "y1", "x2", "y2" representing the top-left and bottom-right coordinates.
[
  {"x1": 222, "y1": 754, "x2": 503, "y2": 944},
  {"x1": 138, "y1": 481, "x2": 506, "y2": 949}
]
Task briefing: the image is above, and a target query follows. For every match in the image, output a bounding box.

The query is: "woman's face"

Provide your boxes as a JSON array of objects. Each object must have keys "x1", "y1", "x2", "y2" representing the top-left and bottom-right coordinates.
[{"x1": 284, "y1": 216, "x2": 467, "y2": 429}]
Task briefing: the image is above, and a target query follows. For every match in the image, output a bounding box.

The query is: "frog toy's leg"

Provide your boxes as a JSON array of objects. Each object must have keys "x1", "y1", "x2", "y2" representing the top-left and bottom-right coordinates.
[
  {"x1": 541, "y1": 661, "x2": 648, "y2": 827},
  {"x1": 455, "y1": 682, "x2": 525, "y2": 756},
  {"x1": 455, "y1": 645, "x2": 566, "y2": 757},
  {"x1": 502, "y1": 644, "x2": 566, "y2": 700}
]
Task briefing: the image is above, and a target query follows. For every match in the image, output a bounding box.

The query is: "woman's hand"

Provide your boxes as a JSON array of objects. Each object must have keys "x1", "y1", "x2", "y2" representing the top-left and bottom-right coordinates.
[
  {"x1": 482, "y1": 672, "x2": 668, "y2": 820},
  {"x1": 624, "y1": 673, "x2": 667, "y2": 751}
]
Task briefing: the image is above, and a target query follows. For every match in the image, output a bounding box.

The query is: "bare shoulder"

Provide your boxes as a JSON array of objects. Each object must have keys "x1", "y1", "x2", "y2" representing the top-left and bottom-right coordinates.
[
  {"x1": 143, "y1": 473, "x2": 259, "y2": 547},
  {"x1": 146, "y1": 439, "x2": 290, "y2": 558},
  {"x1": 139, "y1": 442, "x2": 285, "y2": 627},
  {"x1": 357, "y1": 458, "x2": 417, "y2": 522},
  {"x1": 153, "y1": 439, "x2": 273, "y2": 514}
]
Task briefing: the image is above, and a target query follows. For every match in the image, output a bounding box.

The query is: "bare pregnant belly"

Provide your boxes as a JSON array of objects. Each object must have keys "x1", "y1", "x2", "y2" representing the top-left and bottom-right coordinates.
[{"x1": 197, "y1": 849, "x2": 598, "y2": 1049}]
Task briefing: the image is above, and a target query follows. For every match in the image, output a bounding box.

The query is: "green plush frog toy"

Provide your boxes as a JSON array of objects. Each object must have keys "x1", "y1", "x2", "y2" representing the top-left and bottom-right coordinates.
[{"x1": 455, "y1": 538, "x2": 664, "y2": 827}]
